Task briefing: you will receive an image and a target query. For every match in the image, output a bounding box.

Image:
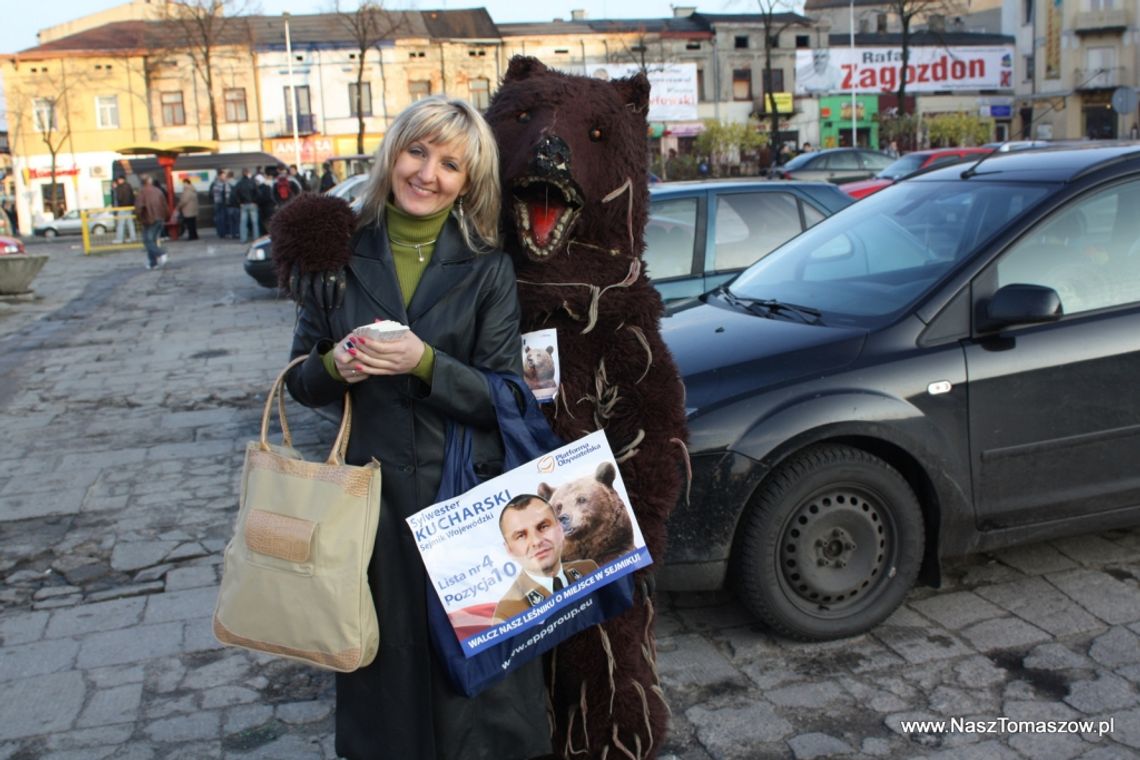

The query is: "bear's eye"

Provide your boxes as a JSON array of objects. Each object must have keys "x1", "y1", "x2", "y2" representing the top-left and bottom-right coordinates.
[
  {"x1": 517, "y1": 111, "x2": 531, "y2": 123},
  {"x1": 589, "y1": 126, "x2": 604, "y2": 142}
]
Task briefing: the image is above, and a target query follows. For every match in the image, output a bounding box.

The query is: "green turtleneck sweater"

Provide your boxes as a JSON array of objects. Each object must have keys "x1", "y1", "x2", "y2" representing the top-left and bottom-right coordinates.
[{"x1": 323, "y1": 202, "x2": 451, "y2": 384}]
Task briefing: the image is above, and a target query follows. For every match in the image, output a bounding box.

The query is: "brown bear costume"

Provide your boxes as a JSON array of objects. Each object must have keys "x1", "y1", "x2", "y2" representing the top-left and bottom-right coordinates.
[
  {"x1": 486, "y1": 57, "x2": 688, "y2": 760},
  {"x1": 269, "y1": 58, "x2": 687, "y2": 758}
]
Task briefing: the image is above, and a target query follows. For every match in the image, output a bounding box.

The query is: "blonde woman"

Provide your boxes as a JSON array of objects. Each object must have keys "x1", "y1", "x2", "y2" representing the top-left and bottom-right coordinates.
[{"x1": 281, "y1": 97, "x2": 548, "y2": 760}]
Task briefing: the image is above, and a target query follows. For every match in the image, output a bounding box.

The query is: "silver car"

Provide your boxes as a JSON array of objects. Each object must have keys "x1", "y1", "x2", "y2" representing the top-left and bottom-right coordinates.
[
  {"x1": 771, "y1": 148, "x2": 895, "y2": 184},
  {"x1": 33, "y1": 209, "x2": 118, "y2": 238}
]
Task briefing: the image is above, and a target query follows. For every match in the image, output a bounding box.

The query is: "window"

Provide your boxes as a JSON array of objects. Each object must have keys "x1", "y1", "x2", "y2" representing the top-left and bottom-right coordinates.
[
  {"x1": 996, "y1": 179, "x2": 1140, "y2": 315},
  {"x1": 644, "y1": 197, "x2": 698, "y2": 279},
  {"x1": 95, "y1": 95, "x2": 119, "y2": 129},
  {"x1": 696, "y1": 68, "x2": 705, "y2": 101},
  {"x1": 409, "y1": 80, "x2": 431, "y2": 101},
  {"x1": 1023, "y1": 0, "x2": 1034, "y2": 24},
  {"x1": 732, "y1": 69, "x2": 752, "y2": 101},
  {"x1": 877, "y1": 13, "x2": 889, "y2": 32},
  {"x1": 161, "y1": 91, "x2": 185, "y2": 126},
  {"x1": 1024, "y1": 54, "x2": 1035, "y2": 81},
  {"x1": 767, "y1": 35, "x2": 780, "y2": 48},
  {"x1": 734, "y1": 35, "x2": 749, "y2": 49},
  {"x1": 469, "y1": 78, "x2": 490, "y2": 110},
  {"x1": 349, "y1": 82, "x2": 373, "y2": 117},
  {"x1": 33, "y1": 98, "x2": 57, "y2": 132},
  {"x1": 762, "y1": 69, "x2": 785, "y2": 94},
  {"x1": 713, "y1": 192, "x2": 804, "y2": 270},
  {"x1": 224, "y1": 88, "x2": 247, "y2": 122},
  {"x1": 795, "y1": 35, "x2": 810, "y2": 48}
]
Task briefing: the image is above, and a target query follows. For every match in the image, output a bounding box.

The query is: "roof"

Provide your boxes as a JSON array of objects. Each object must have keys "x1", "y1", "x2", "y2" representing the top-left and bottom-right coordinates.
[
  {"x1": 915, "y1": 145, "x2": 1140, "y2": 184},
  {"x1": 693, "y1": 12, "x2": 814, "y2": 27},
  {"x1": 13, "y1": 9, "x2": 496, "y2": 56},
  {"x1": 804, "y1": 0, "x2": 898, "y2": 10}
]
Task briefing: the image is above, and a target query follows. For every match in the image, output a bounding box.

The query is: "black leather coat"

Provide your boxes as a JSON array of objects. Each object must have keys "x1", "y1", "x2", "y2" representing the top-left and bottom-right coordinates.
[{"x1": 284, "y1": 214, "x2": 550, "y2": 760}]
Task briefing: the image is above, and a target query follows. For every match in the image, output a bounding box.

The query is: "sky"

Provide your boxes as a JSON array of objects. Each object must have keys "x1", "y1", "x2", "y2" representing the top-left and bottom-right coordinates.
[{"x1": 0, "y1": 0, "x2": 751, "y2": 55}]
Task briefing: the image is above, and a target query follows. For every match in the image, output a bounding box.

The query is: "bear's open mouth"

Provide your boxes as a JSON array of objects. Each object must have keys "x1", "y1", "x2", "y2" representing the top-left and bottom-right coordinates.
[{"x1": 511, "y1": 177, "x2": 582, "y2": 258}]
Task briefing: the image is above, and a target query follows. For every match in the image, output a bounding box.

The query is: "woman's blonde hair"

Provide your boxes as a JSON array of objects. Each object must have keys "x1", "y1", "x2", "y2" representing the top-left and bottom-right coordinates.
[{"x1": 357, "y1": 96, "x2": 501, "y2": 251}]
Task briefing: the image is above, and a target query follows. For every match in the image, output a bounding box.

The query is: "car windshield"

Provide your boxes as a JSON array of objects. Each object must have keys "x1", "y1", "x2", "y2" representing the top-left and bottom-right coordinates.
[
  {"x1": 878, "y1": 154, "x2": 925, "y2": 180},
  {"x1": 728, "y1": 179, "x2": 1056, "y2": 328}
]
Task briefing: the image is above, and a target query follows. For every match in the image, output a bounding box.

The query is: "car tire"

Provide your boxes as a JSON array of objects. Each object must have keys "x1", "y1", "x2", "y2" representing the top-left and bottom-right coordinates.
[
  {"x1": 734, "y1": 443, "x2": 924, "y2": 641},
  {"x1": 92, "y1": 224, "x2": 107, "y2": 235},
  {"x1": 44, "y1": 229, "x2": 57, "y2": 239}
]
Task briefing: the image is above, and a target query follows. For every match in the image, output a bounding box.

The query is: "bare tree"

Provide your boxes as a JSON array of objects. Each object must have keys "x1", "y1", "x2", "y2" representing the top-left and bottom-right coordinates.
[
  {"x1": 603, "y1": 26, "x2": 669, "y2": 76},
  {"x1": 755, "y1": 0, "x2": 804, "y2": 160},
  {"x1": 159, "y1": 0, "x2": 253, "y2": 141},
  {"x1": 5, "y1": 62, "x2": 90, "y2": 218},
  {"x1": 882, "y1": 0, "x2": 965, "y2": 113},
  {"x1": 334, "y1": 0, "x2": 408, "y2": 154}
]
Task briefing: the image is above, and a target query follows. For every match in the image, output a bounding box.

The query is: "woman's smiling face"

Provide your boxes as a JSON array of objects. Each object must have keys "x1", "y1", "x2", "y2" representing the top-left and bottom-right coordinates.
[{"x1": 390, "y1": 137, "x2": 469, "y2": 218}]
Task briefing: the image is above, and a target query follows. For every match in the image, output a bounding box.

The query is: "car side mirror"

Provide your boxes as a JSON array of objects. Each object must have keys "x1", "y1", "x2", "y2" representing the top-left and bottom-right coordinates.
[{"x1": 981, "y1": 283, "x2": 1063, "y2": 331}]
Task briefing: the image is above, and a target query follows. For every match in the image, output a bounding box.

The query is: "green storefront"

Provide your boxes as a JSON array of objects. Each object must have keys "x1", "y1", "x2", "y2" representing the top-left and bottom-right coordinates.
[{"x1": 819, "y1": 95, "x2": 880, "y2": 150}]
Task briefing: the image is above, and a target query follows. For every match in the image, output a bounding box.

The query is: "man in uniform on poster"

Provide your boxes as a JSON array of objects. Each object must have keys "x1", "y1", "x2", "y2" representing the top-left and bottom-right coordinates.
[{"x1": 492, "y1": 494, "x2": 598, "y2": 623}]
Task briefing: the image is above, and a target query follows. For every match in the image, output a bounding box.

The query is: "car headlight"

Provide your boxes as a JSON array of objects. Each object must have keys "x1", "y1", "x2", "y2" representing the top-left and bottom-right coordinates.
[
  {"x1": 3, "y1": 244, "x2": 21, "y2": 254},
  {"x1": 246, "y1": 245, "x2": 269, "y2": 261}
]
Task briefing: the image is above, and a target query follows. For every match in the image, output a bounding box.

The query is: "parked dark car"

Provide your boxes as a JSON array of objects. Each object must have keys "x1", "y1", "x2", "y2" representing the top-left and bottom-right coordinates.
[
  {"x1": 769, "y1": 148, "x2": 894, "y2": 184},
  {"x1": 659, "y1": 145, "x2": 1140, "y2": 641},
  {"x1": 646, "y1": 179, "x2": 853, "y2": 303},
  {"x1": 839, "y1": 147, "x2": 992, "y2": 199},
  {"x1": 244, "y1": 173, "x2": 370, "y2": 288}
]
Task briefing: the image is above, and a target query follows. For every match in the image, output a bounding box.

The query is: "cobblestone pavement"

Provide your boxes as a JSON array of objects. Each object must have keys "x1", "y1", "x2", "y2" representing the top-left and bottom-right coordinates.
[{"x1": 1, "y1": 238, "x2": 1139, "y2": 760}]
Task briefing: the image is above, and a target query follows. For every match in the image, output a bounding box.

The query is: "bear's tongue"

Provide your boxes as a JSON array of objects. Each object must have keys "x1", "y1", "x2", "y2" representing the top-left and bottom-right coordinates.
[{"x1": 528, "y1": 200, "x2": 563, "y2": 246}]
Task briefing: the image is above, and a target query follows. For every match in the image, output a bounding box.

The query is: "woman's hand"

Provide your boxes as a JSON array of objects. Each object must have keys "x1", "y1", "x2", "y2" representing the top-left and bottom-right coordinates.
[{"x1": 332, "y1": 331, "x2": 426, "y2": 381}]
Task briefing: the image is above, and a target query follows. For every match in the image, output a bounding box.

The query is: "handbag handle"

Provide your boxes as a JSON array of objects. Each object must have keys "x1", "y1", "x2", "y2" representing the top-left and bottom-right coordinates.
[{"x1": 260, "y1": 356, "x2": 353, "y2": 465}]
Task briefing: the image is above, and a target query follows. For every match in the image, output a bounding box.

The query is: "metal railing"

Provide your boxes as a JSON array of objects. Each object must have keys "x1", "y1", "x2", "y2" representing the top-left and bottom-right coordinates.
[
  {"x1": 81, "y1": 207, "x2": 143, "y2": 255},
  {"x1": 1073, "y1": 67, "x2": 1126, "y2": 90}
]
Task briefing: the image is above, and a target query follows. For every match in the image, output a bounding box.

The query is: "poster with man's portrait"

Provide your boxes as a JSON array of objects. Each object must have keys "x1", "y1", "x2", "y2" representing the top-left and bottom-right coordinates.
[{"x1": 407, "y1": 430, "x2": 651, "y2": 658}]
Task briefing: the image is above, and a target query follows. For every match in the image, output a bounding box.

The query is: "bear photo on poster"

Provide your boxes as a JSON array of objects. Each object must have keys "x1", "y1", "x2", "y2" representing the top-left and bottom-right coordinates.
[
  {"x1": 407, "y1": 430, "x2": 650, "y2": 658},
  {"x1": 520, "y1": 328, "x2": 559, "y2": 403}
]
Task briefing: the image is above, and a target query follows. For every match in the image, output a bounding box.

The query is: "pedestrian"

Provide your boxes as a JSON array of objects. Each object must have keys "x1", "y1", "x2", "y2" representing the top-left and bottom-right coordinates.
[
  {"x1": 801, "y1": 141, "x2": 814, "y2": 153},
  {"x1": 210, "y1": 170, "x2": 230, "y2": 238},
  {"x1": 134, "y1": 175, "x2": 167, "y2": 269},
  {"x1": 280, "y1": 96, "x2": 550, "y2": 760},
  {"x1": 273, "y1": 168, "x2": 298, "y2": 208},
  {"x1": 224, "y1": 171, "x2": 240, "y2": 239},
  {"x1": 288, "y1": 163, "x2": 309, "y2": 192},
  {"x1": 885, "y1": 139, "x2": 900, "y2": 157},
  {"x1": 177, "y1": 179, "x2": 199, "y2": 240},
  {"x1": 111, "y1": 176, "x2": 136, "y2": 243},
  {"x1": 320, "y1": 161, "x2": 337, "y2": 192},
  {"x1": 255, "y1": 175, "x2": 275, "y2": 236},
  {"x1": 235, "y1": 168, "x2": 259, "y2": 243}
]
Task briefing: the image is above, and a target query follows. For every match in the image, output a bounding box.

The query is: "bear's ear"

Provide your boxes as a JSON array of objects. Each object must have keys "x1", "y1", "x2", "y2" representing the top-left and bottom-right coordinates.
[
  {"x1": 505, "y1": 56, "x2": 549, "y2": 84},
  {"x1": 613, "y1": 72, "x2": 651, "y2": 115},
  {"x1": 545, "y1": 346, "x2": 554, "y2": 355},
  {"x1": 595, "y1": 462, "x2": 617, "y2": 488},
  {"x1": 538, "y1": 482, "x2": 554, "y2": 501}
]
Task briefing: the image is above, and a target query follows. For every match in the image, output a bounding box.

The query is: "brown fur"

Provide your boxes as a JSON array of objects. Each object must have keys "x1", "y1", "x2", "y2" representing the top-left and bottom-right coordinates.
[
  {"x1": 268, "y1": 193, "x2": 356, "y2": 295},
  {"x1": 540, "y1": 462, "x2": 635, "y2": 566},
  {"x1": 487, "y1": 57, "x2": 688, "y2": 760}
]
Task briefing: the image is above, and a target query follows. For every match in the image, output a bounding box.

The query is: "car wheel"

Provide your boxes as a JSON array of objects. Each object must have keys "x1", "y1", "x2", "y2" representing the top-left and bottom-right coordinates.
[
  {"x1": 44, "y1": 229, "x2": 57, "y2": 239},
  {"x1": 92, "y1": 224, "x2": 107, "y2": 235},
  {"x1": 735, "y1": 443, "x2": 924, "y2": 641}
]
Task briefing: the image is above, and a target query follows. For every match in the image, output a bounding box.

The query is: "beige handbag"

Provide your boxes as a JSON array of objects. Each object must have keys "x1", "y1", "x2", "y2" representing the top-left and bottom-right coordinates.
[{"x1": 213, "y1": 357, "x2": 381, "y2": 672}]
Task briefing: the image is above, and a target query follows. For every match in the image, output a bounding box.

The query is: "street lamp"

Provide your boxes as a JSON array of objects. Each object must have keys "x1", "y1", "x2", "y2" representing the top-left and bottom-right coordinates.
[
  {"x1": 849, "y1": 0, "x2": 857, "y2": 147},
  {"x1": 283, "y1": 12, "x2": 302, "y2": 170}
]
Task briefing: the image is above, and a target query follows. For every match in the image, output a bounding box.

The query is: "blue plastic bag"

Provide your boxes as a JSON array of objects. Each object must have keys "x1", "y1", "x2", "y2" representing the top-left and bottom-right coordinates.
[{"x1": 425, "y1": 371, "x2": 635, "y2": 697}]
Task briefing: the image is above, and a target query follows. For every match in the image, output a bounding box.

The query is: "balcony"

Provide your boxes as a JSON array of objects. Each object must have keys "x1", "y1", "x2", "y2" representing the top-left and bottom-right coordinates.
[
  {"x1": 1074, "y1": 67, "x2": 1125, "y2": 90},
  {"x1": 1073, "y1": 8, "x2": 1129, "y2": 34},
  {"x1": 274, "y1": 114, "x2": 317, "y2": 136}
]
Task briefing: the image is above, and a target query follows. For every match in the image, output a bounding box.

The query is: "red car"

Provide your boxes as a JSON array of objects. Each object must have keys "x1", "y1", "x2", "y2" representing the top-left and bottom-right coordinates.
[
  {"x1": 0, "y1": 235, "x2": 26, "y2": 255},
  {"x1": 839, "y1": 147, "x2": 993, "y2": 199}
]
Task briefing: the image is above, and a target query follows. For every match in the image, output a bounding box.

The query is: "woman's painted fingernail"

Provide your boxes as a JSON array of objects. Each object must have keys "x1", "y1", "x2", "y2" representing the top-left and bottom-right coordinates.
[
  {"x1": 347, "y1": 348, "x2": 358, "y2": 356},
  {"x1": 355, "y1": 364, "x2": 365, "y2": 373}
]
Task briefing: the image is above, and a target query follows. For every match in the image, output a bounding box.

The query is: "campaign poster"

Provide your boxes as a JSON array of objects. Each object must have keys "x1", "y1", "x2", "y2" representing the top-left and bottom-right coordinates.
[{"x1": 407, "y1": 430, "x2": 652, "y2": 658}]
